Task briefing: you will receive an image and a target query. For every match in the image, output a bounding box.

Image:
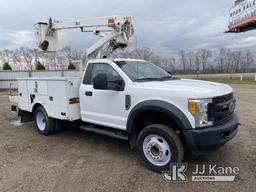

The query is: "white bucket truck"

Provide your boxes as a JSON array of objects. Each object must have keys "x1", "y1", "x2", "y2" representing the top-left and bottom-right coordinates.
[{"x1": 9, "y1": 16, "x2": 239, "y2": 172}]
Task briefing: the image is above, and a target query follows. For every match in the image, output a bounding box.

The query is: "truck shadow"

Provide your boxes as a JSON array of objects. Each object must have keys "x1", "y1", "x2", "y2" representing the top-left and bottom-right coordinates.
[{"x1": 57, "y1": 124, "x2": 232, "y2": 169}]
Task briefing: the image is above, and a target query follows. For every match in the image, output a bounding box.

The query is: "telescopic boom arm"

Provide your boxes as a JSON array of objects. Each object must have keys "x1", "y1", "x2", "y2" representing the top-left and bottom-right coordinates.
[{"x1": 35, "y1": 16, "x2": 134, "y2": 59}]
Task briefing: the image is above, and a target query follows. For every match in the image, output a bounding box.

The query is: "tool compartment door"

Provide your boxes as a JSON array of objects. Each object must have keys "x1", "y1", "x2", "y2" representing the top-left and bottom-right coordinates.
[
  {"x1": 46, "y1": 80, "x2": 68, "y2": 119},
  {"x1": 17, "y1": 80, "x2": 29, "y2": 111}
]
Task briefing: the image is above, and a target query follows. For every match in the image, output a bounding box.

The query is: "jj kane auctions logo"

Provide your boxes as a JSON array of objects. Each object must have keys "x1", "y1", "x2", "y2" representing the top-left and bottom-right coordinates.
[{"x1": 162, "y1": 163, "x2": 240, "y2": 182}]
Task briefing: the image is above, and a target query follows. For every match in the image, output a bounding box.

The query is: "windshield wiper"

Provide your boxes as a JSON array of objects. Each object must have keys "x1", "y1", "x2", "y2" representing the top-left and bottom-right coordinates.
[
  {"x1": 135, "y1": 76, "x2": 177, "y2": 82},
  {"x1": 134, "y1": 77, "x2": 160, "y2": 82},
  {"x1": 159, "y1": 76, "x2": 176, "y2": 81}
]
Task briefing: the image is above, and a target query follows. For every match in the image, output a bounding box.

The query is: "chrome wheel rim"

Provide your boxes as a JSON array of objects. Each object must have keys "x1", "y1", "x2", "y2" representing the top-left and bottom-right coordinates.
[
  {"x1": 36, "y1": 111, "x2": 46, "y2": 131},
  {"x1": 143, "y1": 134, "x2": 171, "y2": 166}
]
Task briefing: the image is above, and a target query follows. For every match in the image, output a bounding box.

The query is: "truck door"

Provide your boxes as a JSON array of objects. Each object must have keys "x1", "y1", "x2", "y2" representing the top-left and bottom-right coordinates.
[{"x1": 80, "y1": 62, "x2": 127, "y2": 130}]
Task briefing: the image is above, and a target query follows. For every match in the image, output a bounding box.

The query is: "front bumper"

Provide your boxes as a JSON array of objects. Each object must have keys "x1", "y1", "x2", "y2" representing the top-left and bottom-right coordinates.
[{"x1": 182, "y1": 113, "x2": 239, "y2": 154}]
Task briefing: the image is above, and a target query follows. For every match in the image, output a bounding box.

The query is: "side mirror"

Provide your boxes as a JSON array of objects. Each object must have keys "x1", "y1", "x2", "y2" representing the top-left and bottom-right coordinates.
[
  {"x1": 93, "y1": 73, "x2": 108, "y2": 90},
  {"x1": 112, "y1": 79, "x2": 125, "y2": 91}
]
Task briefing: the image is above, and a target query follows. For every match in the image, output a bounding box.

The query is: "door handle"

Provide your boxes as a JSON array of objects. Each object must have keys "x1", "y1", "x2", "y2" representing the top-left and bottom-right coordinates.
[{"x1": 85, "y1": 91, "x2": 93, "y2": 96}]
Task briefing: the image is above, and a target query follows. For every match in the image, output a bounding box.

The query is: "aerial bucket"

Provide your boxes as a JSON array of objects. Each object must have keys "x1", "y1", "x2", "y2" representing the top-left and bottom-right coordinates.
[{"x1": 34, "y1": 20, "x2": 59, "y2": 52}]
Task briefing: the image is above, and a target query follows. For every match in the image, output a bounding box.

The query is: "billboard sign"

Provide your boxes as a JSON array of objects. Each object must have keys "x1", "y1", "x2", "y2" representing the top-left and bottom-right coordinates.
[{"x1": 229, "y1": 0, "x2": 256, "y2": 30}]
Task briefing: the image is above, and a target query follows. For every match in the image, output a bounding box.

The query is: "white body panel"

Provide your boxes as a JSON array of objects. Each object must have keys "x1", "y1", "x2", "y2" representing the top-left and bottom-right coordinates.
[
  {"x1": 16, "y1": 77, "x2": 81, "y2": 121},
  {"x1": 79, "y1": 59, "x2": 131, "y2": 130},
  {"x1": 80, "y1": 86, "x2": 128, "y2": 130},
  {"x1": 17, "y1": 80, "x2": 30, "y2": 111},
  {"x1": 78, "y1": 59, "x2": 233, "y2": 130}
]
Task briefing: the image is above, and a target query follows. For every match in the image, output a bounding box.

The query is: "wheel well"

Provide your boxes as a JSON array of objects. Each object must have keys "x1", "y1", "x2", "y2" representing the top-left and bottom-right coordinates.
[
  {"x1": 32, "y1": 103, "x2": 44, "y2": 114},
  {"x1": 129, "y1": 110, "x2": 182, "y2": 148},
  {"x1": 132, "y1": 110, "x2": 180, "y2": 134}
]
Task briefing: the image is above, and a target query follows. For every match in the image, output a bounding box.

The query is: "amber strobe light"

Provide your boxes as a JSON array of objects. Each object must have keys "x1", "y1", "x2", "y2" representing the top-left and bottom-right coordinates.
[{"x1": 108, "y1": 18, "x2": 115, "y2": 26}]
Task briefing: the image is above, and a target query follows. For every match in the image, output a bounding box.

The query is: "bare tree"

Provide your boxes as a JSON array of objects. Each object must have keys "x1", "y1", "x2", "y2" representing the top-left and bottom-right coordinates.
[
  {"x1": 179, "y1": 50, "x2": 187, "y2": 73},
  {"x1": 136, "y1": 47, "x2": 154, "y2": 61},
  {"x1": 19, "y1": 47, "x2": 36, "y2": 70},
  {"x1": 9, "y1": 49, "x2": 22, "y2": 70},
  {"x1": 167, "y1": 57, "x2": 176, "y2": 73},
  {"x1": 151, "y1": 55, "x2": 162, "y2": 67},
  {"x1": 199, "y1": 49, "x2": 212, "y2": 73},
  {"x1": 243, "y1": 50, "x2": 254, "y2": 72},
  {"x1": 60, "y1": 46, "x2": 86, "y2": 60},
  {"x1": 194, "y1": 51, "x2": 201, "y2": 72},
  {"x1": 215, "y1": 48, "x2": 226, "y2": 73},
  {"x1": 60, "y1": 46, "x2": 73, "y2": 62},
  {"x1": 187, "y1": 51, "x2": 195, "y2": 72},
  {"x1": 0, "y1": 49, "x2": 11, "y2": 64},
  {"x1": 231, "y1": 51, "x2": 242, "y2": 73}
]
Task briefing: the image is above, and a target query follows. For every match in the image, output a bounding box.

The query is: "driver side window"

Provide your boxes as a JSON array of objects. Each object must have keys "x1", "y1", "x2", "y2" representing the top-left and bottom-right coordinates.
[{"x1": 89, "y1": 63, "x2": 122, "y2": 88}]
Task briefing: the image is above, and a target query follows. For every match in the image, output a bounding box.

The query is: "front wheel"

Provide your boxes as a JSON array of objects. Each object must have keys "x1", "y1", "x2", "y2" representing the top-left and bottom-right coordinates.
[
  {"x1": 34, "y1": 107, "x2": 55, "y2": 136},
  {"x1": 136, "y1": 124, "x2": 184, "y2": 172}
]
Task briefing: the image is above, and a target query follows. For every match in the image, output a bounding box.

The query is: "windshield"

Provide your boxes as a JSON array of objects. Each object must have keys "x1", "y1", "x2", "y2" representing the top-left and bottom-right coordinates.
[{"x1": 115, "y1": 60, "x2": 173, "y2": 82}]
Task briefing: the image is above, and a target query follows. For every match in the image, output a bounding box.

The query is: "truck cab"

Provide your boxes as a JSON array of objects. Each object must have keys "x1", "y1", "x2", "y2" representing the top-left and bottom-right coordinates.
[{"x1": 10, "y1": 58, "x2": 239, "y2": 172}]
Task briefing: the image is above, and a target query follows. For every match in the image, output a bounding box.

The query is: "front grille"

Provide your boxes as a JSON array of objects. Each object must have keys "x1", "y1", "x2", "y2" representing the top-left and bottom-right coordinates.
[
  {"x1": 213, "y1": 114, "x2": 234, "y2": 126},
  {"x1": 212, "y1": 93, "x2": 233, "y2": 103},
  {"x1": 209, "y1": 92, "x2": 235, "y2": 125}
]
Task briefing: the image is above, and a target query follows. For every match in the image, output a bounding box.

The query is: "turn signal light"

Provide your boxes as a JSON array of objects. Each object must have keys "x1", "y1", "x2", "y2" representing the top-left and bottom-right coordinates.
[{"x1": 188, "y1": 100, "x2": 197, "y2": 116}]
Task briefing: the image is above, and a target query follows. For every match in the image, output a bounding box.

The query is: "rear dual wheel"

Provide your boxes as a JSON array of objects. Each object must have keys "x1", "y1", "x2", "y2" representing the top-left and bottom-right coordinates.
[{"x1": 34, "y1": 107, "x2": 62, "y2": 135}]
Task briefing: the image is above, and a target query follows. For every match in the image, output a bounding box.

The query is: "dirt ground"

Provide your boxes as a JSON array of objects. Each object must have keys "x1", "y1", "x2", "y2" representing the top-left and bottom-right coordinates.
[{"x1": 0, "y1": 85, "x2": 255, "y2": 192}]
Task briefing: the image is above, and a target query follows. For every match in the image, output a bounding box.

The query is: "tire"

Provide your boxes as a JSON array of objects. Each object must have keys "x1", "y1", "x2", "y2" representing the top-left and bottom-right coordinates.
[
  {"x1": 34, "y1": 107, "x2": 55, "y2": 136},
  {"x1": 136, "y1": 124, "x2": 184, "y2": 172}
]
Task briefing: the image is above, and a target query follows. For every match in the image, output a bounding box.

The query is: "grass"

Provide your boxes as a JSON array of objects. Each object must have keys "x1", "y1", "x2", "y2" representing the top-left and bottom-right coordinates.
[{"x1": 195, "y1": 77, "x2": 256, "y2": 85}]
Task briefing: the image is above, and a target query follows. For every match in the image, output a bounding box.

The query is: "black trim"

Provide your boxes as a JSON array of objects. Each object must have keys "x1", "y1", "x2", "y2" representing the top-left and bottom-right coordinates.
[
  {"x1": 18, "y1": 110, "x2": 34, "y2": 123},
  {"x1": 85, "y1": 91, "x2": 93, "y2": 96},
  {"x1": 84, "y1": 62, "x2": 126, "y2": 92},
  {"x1": 182, "y1": 113, "x2": 239, "y2": 154},
  {"x1": 80, "y1": 124, "x2": 128, "y2": 140},
  {"x1": 125, "y1": 95, "x2": 131, "y2": 110},
  {"x1": 40, "y1": 40, "x2": 49, "y2": 51},
  {"x1": 37, "y1": 22, "x2": 48, "y2": 25},
  {"x1": 212, "y1": 93, "x2": 233, "y2": 103},
  {"x1": 127, "y1": 100, "x2": 192, "y2": 134},
  {"x1": 30, "y1": 94, "x2": 35, "y2": 103},
  {"x1": 11, "y1": 105, "x2": 17, "y2": 112},
  {"x1": 83, "y1": 63, "x2": 93, "y2": 84},
  {"x1": 208, "y1": 93, "x2": 236, "y2": 123}
]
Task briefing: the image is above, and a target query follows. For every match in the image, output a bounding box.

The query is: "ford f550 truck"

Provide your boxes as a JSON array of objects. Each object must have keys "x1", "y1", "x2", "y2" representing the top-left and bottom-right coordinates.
[{"x1": 9, "y1": 58, "x2": 239, "y2": 172}]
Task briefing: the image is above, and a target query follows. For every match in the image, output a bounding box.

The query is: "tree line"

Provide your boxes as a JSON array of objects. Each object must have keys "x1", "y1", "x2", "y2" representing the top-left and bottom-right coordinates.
[
  {"x1": 0, "y1": 46, "x2": 85, "y2": 71},
  {"x1": 118, "y1": 47, "x2": 256, "y2": 74},
  {"x1": 0, "y1": 46, "x2": 255, "y2": 74}
]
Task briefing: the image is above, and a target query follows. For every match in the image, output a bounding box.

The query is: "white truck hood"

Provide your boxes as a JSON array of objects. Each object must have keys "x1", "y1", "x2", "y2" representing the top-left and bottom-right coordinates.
[{"x1": 139, "y1": 78, "x2": 233, "y2": 99}]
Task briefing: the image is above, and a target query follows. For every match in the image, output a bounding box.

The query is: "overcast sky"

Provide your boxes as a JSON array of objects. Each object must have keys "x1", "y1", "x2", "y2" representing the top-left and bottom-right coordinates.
[{"x1": 0, "y1": 0, "x2": 256, "y2": 56}]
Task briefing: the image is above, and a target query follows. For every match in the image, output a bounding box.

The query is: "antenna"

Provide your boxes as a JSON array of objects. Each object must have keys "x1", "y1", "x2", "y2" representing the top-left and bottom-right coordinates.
[
  {"x1": 135, "y1": 35, "x2": 142, "y2": 59},
  {"x1": 135, "y1": 35, "x2": 139, "y2": 80}
]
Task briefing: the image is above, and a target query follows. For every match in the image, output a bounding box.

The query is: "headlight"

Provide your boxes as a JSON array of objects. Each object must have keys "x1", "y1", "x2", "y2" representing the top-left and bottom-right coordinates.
[{"x1": 188, "y1": 99, "x2": 213, "y2": 128}]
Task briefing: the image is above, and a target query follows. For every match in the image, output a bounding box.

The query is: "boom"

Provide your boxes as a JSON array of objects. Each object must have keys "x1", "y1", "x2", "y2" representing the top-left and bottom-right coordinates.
[{"x1": 34, "y1": 16, "x2": 134, "y2": 59}]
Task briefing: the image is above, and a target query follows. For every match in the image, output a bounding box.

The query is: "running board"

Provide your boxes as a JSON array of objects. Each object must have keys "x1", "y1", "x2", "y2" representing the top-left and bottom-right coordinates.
[{"x1": 80, "y1": 125, "x2": 129, "y2": 140}]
